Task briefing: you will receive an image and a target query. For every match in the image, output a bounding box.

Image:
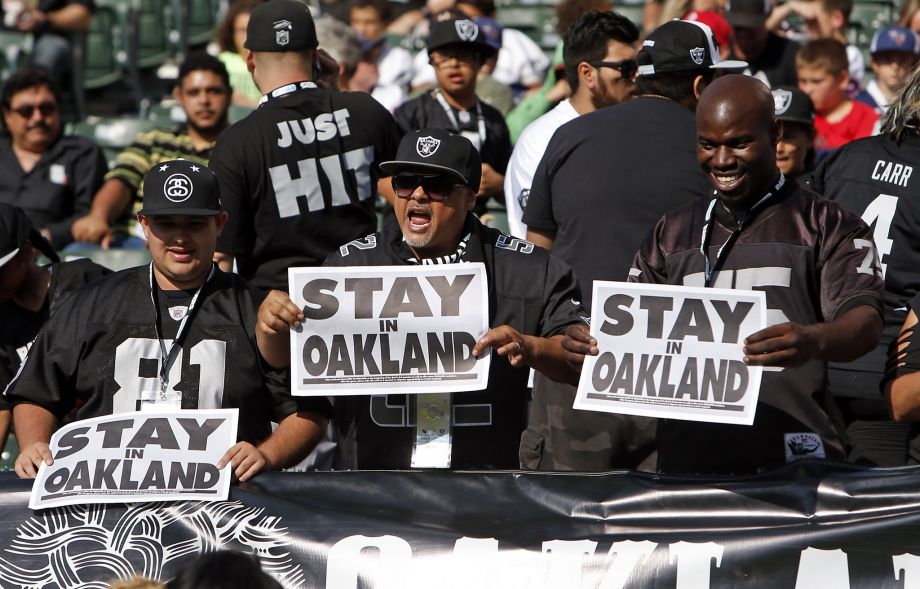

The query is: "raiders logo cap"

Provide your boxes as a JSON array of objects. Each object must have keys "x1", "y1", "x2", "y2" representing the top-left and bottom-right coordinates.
[
  {"x1": 138, "y1": 160, "x2": 222, "y2": 216},
  {"x1": 0, "y1": 203, "x2": 31, "y2": 269},
  {"x1": 725, "y1": 0, "x2": 772, "y2": 28},
  {"x1": 427, "y1": 18, "x2": 497, "y2": 57},
  {"x1": 637, "y1": 20, "x2": 747, "y2": 76},
  {"x1": 245, "y1": 0, "x2": 318, "y2": 52},
  {"x1": 771, "y1": 86, "x2": 815, "y2": 126},
  {"x1": 870, "y1": 26, "x2": 920, "y2": 56},
  {"x1": 380, "y1": 129, "x2": 482, "y2": 191}
]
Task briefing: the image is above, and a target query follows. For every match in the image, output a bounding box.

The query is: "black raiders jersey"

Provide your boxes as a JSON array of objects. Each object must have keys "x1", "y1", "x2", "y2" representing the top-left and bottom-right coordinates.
[
  {"x1": 210, "y1": 84, "x2": 400, "y2": 293},
  {"x1": 812, "y1": 133, "x2": 920, "y2": 400},
  {"x1": 324, "y1": 215, "x2": 587, "y2": 470},
  {"x1": 630, "y1": 181, "x2": 883, "y2": 474},
  {"x1": 5, "y1": 265, "x2": 331, "y2": 445}
]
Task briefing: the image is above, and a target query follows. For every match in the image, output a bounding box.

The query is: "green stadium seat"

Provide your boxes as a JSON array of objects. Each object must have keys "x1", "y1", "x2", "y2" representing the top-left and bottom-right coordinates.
[
  {"x1": 62, "y1": 248, "x2": 152, "y2": 272},
  {"x1": 131, "y1": 0, "x2": 175, "y2": 69},
  {"x1": 184, "y1": 0, "x2": 220, "y2": 49},
  {"x1": 69, "y1": 116, "x2": 157, "y2": 166}
]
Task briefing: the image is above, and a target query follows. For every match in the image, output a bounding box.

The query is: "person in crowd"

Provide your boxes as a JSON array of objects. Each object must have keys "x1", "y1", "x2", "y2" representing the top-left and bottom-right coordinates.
[
  {"x1": 14, "y1": 0, "x2": 93, "y2": 83},
  {"x1": 8, "y1": 160, "x2": 331, "y2": 481},
  {"x1": 899, "y1": 0, "x2": 920, "y2": 34},
  {"x1": 856, "y1": 26, "x2": 920, "y2": 116},
  {"x1": 767, "y1": 0, "x2": 864, "y2": 88},
  {"x1": 316, "y1": 16, "x2": 365, "y2": 92},
  {"x1": 216, "y1": 0, "x2": 263, "y2": 108},
  {"x1": 565, "y1": 74, "x2": 884, "y2": 475},
  {"x1": 0, "y1": 68, "x2": 106, "y2": 250},
  {"x1": 210, "y1": 0, "x2": 399, "y2": 294},
  {"x1": 71, "y1": 53, "x2": 232, "y2": 249},
  {"x1": 772, "y1": 85, "x2": 817, "y2": 184},
  {"x1": 797, "y1": 39, "x2": 877, "y2": 154},
  {"x1": 349, "y1": 0, "x2": 414, "y2": 112},
  {"x1": 726, "y1": 0, "x2": 800, "y2": 87},
  {"x1": 394, "y1": 18, "x2": 511, "y2": 205},
  {"x1": 684, "y1": 10, "x2": 734, "y2": 60},
  {"x1": 520, "y1": 19, "x2": 746, "y2": 471},
  {"x1": 256, "y1": 129, "x2": 586, "y2": 470},
  {"x1": 469, "y1": 16, "x2": 514, "y2": 116},
  {"x1": 503, "y1": 11, "x2": 639, "y2": 238},
  {"x1": 885, "y1": 293, "x2": 920, "y2": 466},
  {"x1": 811, "y1": 65, "x2": 920, "y2": 466},
  {"x1": 166, "y1": 551, "x2": 281, "y2": 589}
]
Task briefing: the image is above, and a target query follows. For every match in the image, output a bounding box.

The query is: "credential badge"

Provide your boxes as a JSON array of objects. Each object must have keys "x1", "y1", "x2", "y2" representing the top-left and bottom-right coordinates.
[
  {"x1": 416, "y1": 136, "x2": 441, "y2": 157},
  {"x1": 772, "y1": 89, "x2": 793, "y2": 115},
  {"x1": 164, "y1": 173, "x2": 193, "y2": 202},
  {"x1": 274, "y1": 19, "x2": 292, "y2": 46},
  {"x1": 689, "y1": 47, "x2": 705, "y2": 65},
  {"x1": 455, "y1": 19, "x2": 479, "y2": 42}
]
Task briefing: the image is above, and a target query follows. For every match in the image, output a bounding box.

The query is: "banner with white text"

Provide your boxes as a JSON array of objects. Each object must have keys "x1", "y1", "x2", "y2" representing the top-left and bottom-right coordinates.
[
  {"x1": 289, "y1": 264, "x2": 490, "y2": 396},
  {"x1": 574, "y1": 282, "x2": 767, "y2": 425},
  {"x1": 30, "y1": 409, "x2": 238, "y2": 509}
]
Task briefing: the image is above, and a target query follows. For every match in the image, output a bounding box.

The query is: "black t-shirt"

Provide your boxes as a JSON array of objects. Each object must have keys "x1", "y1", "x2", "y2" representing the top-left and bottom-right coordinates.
[
  {"x1": 523, "y1": 96, "x2": 711, "y2": 308},
  {"x1": 743, "y1": 33, "x2": 800, "y2": 88},
  {"x1": 324, "y1": 215, "x2": 586, "y2": 469},
  {"x1": 210, "y1": 84, "x2": 400, "y2": 293},
  {"x1": 393, "y1": 91, "x2": 512, "y2": 175},
  {"x1": 630, "y1": 182, "x2": 884, "y2": 474},
  {"x1": 812, "y1": 133, "x2": 920, "y2": 401},
  {"x1": 5, "y1": 265, "x2": 332, "y2": 445}
]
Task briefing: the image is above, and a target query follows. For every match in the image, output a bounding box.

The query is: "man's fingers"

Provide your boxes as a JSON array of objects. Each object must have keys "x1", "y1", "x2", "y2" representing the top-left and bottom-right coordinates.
[
  {"x1": 236, "y1": 458, "x2": 265, "y2": 482},
  {"x1": 744, "y1": 348, "x2": 796, "y2": 366},
  {"x1": 217, "y1": 443, "x2": 242, "y2": 469},
  {"x1": 745, "y1": 323, "x2": 790, "y2": 344},
  {"x1": 473, "y1": 329, "x2": 508, "y2": 356}
]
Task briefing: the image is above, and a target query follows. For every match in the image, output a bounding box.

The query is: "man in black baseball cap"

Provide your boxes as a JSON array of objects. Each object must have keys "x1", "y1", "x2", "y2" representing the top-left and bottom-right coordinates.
[
  {"x1": 245, "y1": 0, "x2": 318, "y2": 53},
  {"x1": 726, "y1": 0, "x2": 800, "y2": 88},
  {"x1": 255, "y1": 128, "x2": 587, "y2": 471}
]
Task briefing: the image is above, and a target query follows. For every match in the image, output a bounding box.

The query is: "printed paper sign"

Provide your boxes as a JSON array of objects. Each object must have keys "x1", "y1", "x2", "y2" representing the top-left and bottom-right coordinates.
[
  {"x1": 574, "y1": 282, "x2": 767, "y2": 425},
  {"x1": 289, "y1": 264, "x2": 490, "y2": 396},
  {"x1": 30, "y1": 409, "x2": 238, "y2": 510}
]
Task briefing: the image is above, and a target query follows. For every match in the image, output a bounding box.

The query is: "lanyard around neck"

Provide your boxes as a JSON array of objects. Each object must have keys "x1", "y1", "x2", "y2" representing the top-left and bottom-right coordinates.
[
  {"x1": 148, "y1": 263, "x2": 215, "y2": 399},
  {"x1": 258, "y1": 80, "x2": 318, "y2": 106},
  {"x1": 433, "y1": 88, "x2": 486, "y2": 145},
  {"x1": 700, "y1": 175, "x2": 785, "y2": 287}
]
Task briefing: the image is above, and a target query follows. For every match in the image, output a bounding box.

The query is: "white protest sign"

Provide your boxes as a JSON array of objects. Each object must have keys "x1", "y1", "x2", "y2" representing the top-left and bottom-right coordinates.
[
  {"x1": 30, "y1": 409, "x2": 238, "y2": 510},
  {"x1": 289, "y1": 264, "x2": 490, "y2": 396},
  {"x1": 574, "y1": 282, "x2": 767, "y2": 425}
]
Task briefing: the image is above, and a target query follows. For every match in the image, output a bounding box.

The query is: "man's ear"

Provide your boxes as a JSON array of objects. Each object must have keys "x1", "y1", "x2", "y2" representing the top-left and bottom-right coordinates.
[
  {"x1": 137, "y1": 215, "x2": 151, "y2": 240},
  {"x1": 215, "y1": 211, "x2": 230, "y2": 235},
  {"x1": 693, "y1": 74, "x2": 708, "y2": 100},
  {"x1": 464, "y1": 185, "x2": 477, "y2": 211},
  {"x1": 578, "y1": 61, "x2": 595, "y2": 91}
]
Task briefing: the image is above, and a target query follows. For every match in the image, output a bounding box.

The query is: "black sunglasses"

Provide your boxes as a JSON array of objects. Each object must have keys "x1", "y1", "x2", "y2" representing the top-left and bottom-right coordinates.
[
  {"x1": 10, "y1": 101, "x2": 57, "y2": 119},
  {"x1": 392, "y1": 173, "x2": 460, "y2": 201},
  {"x1": 588, "y1": 59, "x2": 638, "y2": 79}
]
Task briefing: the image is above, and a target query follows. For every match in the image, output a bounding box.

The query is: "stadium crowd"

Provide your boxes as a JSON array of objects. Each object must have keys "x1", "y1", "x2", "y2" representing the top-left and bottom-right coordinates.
[{"x1": 3, "y1": 0, "x2": 920, "y2": 488}]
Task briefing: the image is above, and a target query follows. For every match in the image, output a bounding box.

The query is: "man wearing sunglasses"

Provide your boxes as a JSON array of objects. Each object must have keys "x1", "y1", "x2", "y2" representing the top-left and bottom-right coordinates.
[
  {"x1": 504, "y1": 10, "x2": 639, "y2": 240},
  {"x1": 0, "y1": 68, "x2": 106, "y2": 250},
  {"x1": 256, "y1": 129, "x2": 587, "y2": 470}
]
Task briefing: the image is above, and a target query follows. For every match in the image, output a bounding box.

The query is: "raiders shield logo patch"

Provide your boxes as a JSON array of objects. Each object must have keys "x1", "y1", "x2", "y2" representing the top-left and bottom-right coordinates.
[
  {"x1": 689, "y1": 47, "x2": 705, "y2": 65},
  {"x1": 274, "y1": 19, "x2": 292, "y2": 46},
  {"x1": 772, "y1": 89, "x2": 793, "y2": 115},
  {"x1": 168, "y1": 305, "x2": 188, "y2": 321},
  {"x1": 455, "y1": 19, "x2": 479, "y2": 42},
  {"x1": 416, "y1": 136, "x2": 441, "y2": 157},
  {"x1": 164, "y1": 173, "x2": 193, "y2": 202}
]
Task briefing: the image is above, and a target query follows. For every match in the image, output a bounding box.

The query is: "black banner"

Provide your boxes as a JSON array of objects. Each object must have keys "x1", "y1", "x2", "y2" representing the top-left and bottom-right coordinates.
[{"x1": 1, "y1": 462, "x2": 920, "y2": 588}]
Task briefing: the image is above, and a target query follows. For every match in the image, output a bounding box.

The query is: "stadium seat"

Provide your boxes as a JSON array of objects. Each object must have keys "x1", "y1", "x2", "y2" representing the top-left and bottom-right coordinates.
[
  {"x1": 62, "y1": 248, "x2": 152, "y2": 272},
  {"x1": 0, "y1": 30, "x2": 29, "y2": 81},
  {"x1": 182, "y1": 0, "x2": 221, "y2": 51},
  {"x1": 69, "y1": 116, "x2": 158, "y2": 166}
]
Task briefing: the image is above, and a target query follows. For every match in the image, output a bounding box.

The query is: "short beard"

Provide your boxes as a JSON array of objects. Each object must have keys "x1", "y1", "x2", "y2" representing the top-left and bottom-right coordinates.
[
  {"x1": 403, "y1": 232, "x2": 433, "y2": 250},
  {"x1": 186, "y1": 112, "x2": 228, "y2": 136},
  {"x1": 590, "y1": 85, "x2": 617, "y2": 110}
]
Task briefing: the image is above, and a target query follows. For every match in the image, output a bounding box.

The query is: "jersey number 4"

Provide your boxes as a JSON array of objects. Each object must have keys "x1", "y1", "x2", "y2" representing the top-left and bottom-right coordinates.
[
  {"x1": 860, "y1": 193, "x2": 897, "y2": 279},
  {"x1": 113, "y1": 338, "x2": 227, "y2": 413}
]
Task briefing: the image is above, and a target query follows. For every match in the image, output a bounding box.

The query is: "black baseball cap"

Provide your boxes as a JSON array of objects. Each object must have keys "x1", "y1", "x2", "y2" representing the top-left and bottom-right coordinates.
[
  {"x1": 427, "y1": 18, "x2": 497, "y2": 57},
  {"x1": 380, "y1": 129, "x2": 482, "y2": 191},
  {"x1": 138, "y1": 160, "x2": 222, "y2": 216},
  {"x1": 0, "y1": 204, "x2": 31, "y2": 270},
  {"x1": 637, "y1": 20, "x2": 747, "y2": 76},
  {"x1": 725, "y1": 0, "x2": 773, "y2": 28},
  {"x1": 772, "y1": 86, "x2": 815, "y2": 126},
  {"x1": 245, "y1": 0, "x2": 318, "y2": 52}
]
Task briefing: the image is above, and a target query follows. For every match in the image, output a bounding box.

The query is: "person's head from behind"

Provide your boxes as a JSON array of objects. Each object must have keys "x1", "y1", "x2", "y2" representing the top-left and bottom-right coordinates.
[
  {"x1": 0, "y1": 204, "x2": 58, "y2": 305},
  {"x1": 244, "y1": 0, "x2": 320, "y2": 90},
  {"x1": 216, "y1": 0, "x2": 263, "y2": 55},
  {"x1": 427, "y1": 18, "x2": 496, "y2": 96},
  {"x1": 176, "y1": 53, "x2": 232, "y2": 135},
  {"x1": 724, "y1": 0, "x2": 771, "y2": 60},
  {"x1": 697, "y1": 75, "x2": 781, "y2": 212},
  {"x1": 563, "y1": 11, "x2": 640, "y2": 110},
  {"x1": 796, "y1": 38, "x2": 849, "y2": 114},
  {"x1": 349, "y1": 0, "x2": 391, "y2": 42},
  {"x1": 1, "y1": 68, "x2": 60, "y2": 153},
  {"x1": 869, "y1": 26, "x2": 920, "y2": 96},
  {"x1": 167, "y1": 551, "x2": 282, "y2": 589},
  {"x1": 880, "y1": 62, "x2": 920, "y2": 142},
  {"x1": 381, "y1": 129, "x2": 480, "y2": 258},
  {"x1": 771, "y1": 86, "x2": 816, "y2": 178},
  {"x1": 316, "y1": 16, "x2": 363, "y2": 90},
  {"x1": 803, "y1": 0, "x2": 851, "y2": 40},
  {"x1": 635, "y1": 20, "x2": 747, "y2": 110},
  {"x1": 137, "y1": 160, "x2": 228, "y2": 291}
]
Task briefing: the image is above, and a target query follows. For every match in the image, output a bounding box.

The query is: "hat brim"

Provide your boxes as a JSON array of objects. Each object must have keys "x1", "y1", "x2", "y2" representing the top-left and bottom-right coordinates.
[
  {"x1": 0, "y1": 247, "x2": 20, "y2": 270},
  {"x1": 379, "y1": 160, "x2": 470, "y2": 186},
  {"x1": 427, "y1": 40, "x2": 497, "y2": 58},
  {"x1": 137, "y1": 208, "x2": 222, "y2": 216},
  {"x1": 777, "y1": 115, "x2": 815, "y2": 126},
  {"x1": 726, "y1": 12, "x2": 768, "y2": 28}
]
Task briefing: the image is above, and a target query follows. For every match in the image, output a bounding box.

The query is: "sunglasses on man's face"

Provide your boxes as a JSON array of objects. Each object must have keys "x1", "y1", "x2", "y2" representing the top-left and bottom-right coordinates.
[
  {"x1": 392, "y1": 173, "x2": 460, "y2": 201},
  {"x1": 9, "y1": 101, "x2": 57, "y2": 119},
  {"x1": 588, "y1": 59, "x2": 638, "y2": 79}
]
